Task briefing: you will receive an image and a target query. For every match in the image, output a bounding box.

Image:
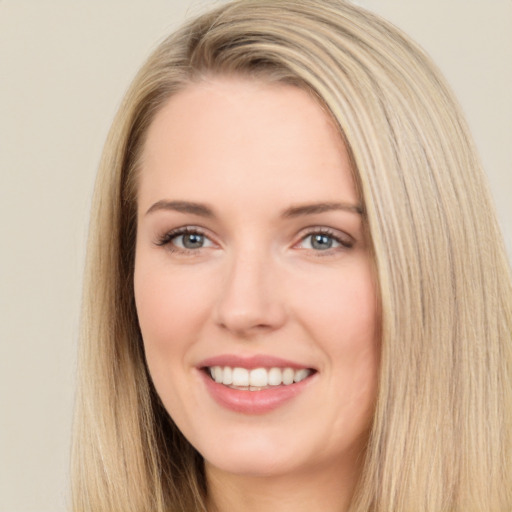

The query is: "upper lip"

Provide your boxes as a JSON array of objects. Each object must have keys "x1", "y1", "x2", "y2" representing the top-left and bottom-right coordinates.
[{"x1": 198, "y1": 354, "x2": 315, "y2": 370}]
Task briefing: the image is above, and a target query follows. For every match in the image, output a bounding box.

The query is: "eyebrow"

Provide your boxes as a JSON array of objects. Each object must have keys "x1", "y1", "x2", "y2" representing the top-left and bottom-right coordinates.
[
  {"x1": 282, "y1": 201, "x2": 364, "y2": 217},
  {"x1": 145, "y1": 200, "x2": 215, "y2": 217},
  {"x1": 145, "y1": 199, "x2": 363, "y2": 218}
]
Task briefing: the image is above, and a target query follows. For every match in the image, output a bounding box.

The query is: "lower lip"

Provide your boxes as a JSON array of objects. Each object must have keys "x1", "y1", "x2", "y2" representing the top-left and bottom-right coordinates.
[{"x1": 200, "y1": 370, "x2": 315, "y2": 414}]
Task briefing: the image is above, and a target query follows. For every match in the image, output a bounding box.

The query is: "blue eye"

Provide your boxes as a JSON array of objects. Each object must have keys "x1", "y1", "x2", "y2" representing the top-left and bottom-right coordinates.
[
  {"x1": 297, "y1": 230, "x2": 353, "y2": 252},
  {"x1": 303, "y1": 233, "x2": 340, "y2": 250},
  {"x1": 157, "y1": 228, "x2": 214, "y2": 251},
  {"x1": 175, "y1": 232, "x2": 206, "y2": 249}
]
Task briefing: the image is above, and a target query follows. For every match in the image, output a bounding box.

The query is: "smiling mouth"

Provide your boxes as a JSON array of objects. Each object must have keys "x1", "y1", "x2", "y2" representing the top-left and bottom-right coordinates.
[{"x1": 203, "y1": 366, "x2": 316, "y2": 391}]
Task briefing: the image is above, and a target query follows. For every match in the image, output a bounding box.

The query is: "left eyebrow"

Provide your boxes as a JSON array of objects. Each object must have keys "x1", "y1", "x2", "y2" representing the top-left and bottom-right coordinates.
[
  {"x1": 145, "y1": 200, "x2": 215, "y2": 217},
  {"x1": 281, "y1": 201, "x2": 364, "y2": 218}
]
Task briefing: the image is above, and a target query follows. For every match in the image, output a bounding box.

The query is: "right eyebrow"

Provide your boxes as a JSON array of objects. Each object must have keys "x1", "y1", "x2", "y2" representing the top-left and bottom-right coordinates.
[
  {"x1": 145, "y1": 200, "x2": 215, "y2": 217},
  {"x1": 281, "y1": 201, "x2": 363, "y2": 218}
]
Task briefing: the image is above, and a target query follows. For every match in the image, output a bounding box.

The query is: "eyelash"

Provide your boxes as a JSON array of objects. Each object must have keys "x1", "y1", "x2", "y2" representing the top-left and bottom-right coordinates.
[
  {"x1": 297, "y1": 228, "x2": 354, "y2": 253},
  {"x1": 155, "y1": 226, "x2": 354, "y2": 255},
  {"x1": 155, "y1": 226, "x2": 210, "y2": 253}
]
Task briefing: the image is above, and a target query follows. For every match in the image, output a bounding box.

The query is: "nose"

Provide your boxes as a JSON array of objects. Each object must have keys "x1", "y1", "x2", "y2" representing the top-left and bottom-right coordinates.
[{"x1": 214, "y1": 248, "x2": 287, "y2": 337}]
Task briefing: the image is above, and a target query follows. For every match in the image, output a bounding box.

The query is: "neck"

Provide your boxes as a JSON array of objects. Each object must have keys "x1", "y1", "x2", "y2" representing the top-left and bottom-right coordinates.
[{"x1": 205, "y1": 458, "x2": 361, "y2": 512}]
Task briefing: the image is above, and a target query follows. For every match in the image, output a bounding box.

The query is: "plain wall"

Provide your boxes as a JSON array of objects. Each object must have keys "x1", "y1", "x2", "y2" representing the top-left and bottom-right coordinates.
[{"x1": 0, "y1": 1, "x2": 510, "y2": 511}]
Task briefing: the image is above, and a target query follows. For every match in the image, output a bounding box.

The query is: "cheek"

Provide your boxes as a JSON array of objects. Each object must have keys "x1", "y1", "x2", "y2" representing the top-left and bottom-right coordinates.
[
  {"x1": 133, "y1": 257, "x2": 214, "y2": 422},
  {"x1": 135, "y1": 272, "x2": 181, "y2": 352},
  {"x1": 294, "y1": 260, "x2": 379, "y2": 407},
  {"x1": 296, "y1": 261, "x2": 378, "y2": 351},
  {"x1": 329, "y1": 267, "x2": 379, "y2": 385},
  {"x1": 133, "y1": 255, "x2": 216, "y2": 371},
  {"x1": 134, "y1": 255, "x2": 209, "y2": 348}
]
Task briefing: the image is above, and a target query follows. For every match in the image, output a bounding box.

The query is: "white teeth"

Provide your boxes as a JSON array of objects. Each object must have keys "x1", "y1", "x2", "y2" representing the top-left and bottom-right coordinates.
[
  {"x1": 249, "y1": 368, "x2": 268, "y2": 387},
  {"x1": 232, "y1": 367, "x2": 249, "y2": 386},
  {"x1": 223, "y1": 366, "x2": 233, "y2": 385},
  {"x1": 208, "y1": 366, "x2": 312, "y2": 388},
  {"x1": 268, "y1": 367, "x2": 283, "y2": 386},
  {"x1": 293, "y1": 368, "x2": 310, "y2": 383},
  {"x1": 282, "y1": 367, "x2": 295, "y2": 385},
  {"x1": 213, "y1": 366, "x2": 223, "y2": 383}
]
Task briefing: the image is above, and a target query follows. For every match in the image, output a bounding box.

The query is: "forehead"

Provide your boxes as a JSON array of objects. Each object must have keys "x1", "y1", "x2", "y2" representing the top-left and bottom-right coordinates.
[{"x1": 138, "y1": 76, "x2": 357, "y2": 213}]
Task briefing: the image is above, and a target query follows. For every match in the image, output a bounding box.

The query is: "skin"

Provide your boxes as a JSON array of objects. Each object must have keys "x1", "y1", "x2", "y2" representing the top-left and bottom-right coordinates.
[{"x1": 134, "y1": 76, "x2": 380, "y2": 512}]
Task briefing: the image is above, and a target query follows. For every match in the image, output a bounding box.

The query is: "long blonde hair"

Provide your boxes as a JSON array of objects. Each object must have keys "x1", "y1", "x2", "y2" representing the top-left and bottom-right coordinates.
[{"x1": 72, "y1": 1, "x2": 512, "y2": 510}]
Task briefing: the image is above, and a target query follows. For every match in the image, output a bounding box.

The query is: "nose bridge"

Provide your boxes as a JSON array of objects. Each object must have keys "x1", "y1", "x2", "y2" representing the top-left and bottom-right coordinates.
[{"x1": 215, "y1": 242, "x2": 285, "y2": 335}]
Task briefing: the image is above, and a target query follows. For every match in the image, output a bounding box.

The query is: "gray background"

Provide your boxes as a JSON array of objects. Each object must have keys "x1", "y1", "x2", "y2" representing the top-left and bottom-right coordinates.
[{"x1": 0, "y1": 1, "x2": 510, "y2": 510}]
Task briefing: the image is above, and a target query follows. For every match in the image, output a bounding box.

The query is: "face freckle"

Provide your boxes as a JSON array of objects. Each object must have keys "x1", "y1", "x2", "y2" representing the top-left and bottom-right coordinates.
[{"x1": 134, "y1": 76, "x2": 379, "y2": 483}]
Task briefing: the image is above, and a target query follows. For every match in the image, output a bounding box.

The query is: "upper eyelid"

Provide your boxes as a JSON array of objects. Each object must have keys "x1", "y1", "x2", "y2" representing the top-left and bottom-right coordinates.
[
  {"x1": 156, "y1": 225, "x2": 214, "y2": 246},
  {"x1": 296, "y1": 226, "x2": 354, "y2": 243}
]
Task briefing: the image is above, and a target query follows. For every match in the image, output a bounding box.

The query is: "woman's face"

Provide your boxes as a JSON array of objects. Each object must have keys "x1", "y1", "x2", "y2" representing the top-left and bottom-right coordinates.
[{"x1": 134, "y1": 77, "x2": 379, "y2": 479}]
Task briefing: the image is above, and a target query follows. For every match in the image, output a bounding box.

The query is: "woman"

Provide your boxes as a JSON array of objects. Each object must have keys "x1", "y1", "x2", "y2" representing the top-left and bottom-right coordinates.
[{"x1": 71, "y1": 1, "x2": 512, "y2": 511}]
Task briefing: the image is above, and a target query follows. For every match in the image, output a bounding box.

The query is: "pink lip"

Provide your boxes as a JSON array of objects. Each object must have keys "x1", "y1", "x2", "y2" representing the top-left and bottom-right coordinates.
[
  {"x1": 196, "y1": 354, "x2": 317, "y2": 415},
  {"x1": 198, "y1": 354, "x2": 314, "y2": 370}
]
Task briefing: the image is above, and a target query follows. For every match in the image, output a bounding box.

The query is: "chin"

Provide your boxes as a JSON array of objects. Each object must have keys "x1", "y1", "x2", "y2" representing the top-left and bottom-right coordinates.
[
  {"x1": 195, "y1": 427, "x2": 307, "y2": 478},
  {"x1": 204, "y1": 450, "x2": 302, "y2": 479}
]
